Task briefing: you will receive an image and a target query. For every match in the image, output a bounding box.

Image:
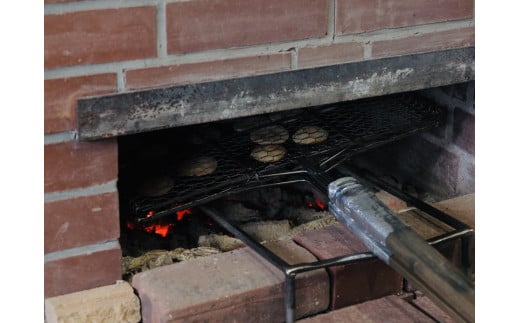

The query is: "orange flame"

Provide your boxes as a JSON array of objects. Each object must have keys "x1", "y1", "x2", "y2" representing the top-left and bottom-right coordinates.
[
  {"x1": 126, "y1": 208, "x2": 193, "y2": 238},
  {"x1": 154, "y1": 224, "x2": 174, "y2": 237},
  {"x1": 306, "y1": 199, "x2": 327, "y2": 210},
  {"x1": 176, "y1": 209, "x2": 192, "y2": 221},
  {"x1": 315, "y1": 199, "x2": 326, "y2": 210}
]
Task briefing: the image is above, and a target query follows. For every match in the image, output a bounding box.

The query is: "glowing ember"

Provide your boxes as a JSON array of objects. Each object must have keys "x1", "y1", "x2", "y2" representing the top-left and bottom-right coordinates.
[
  {"x1": 126, "y1": 208, "x2": 193, "y2": 238},
  {"x1": 176, "y1": 209, "x2": 192, "y2": 221},
  {"x1": 315, "y1": 199, "x2": 326, "y2": 210},
  {"x1": 154, "y1": 224, "x2": 173, "y2": 237},
  {"x1": 306, "y1": 199, "x2": 327, "y2": 210}
]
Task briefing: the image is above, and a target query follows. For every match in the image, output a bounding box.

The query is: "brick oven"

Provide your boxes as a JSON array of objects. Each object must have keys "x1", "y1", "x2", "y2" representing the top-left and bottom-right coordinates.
[{"x1": 44, "y1": 0, "x2": 475, "y2": 321}]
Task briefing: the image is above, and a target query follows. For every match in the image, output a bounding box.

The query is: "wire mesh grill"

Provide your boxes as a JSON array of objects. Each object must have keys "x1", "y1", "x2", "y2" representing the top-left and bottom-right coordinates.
[{"x1": 119, "y1": 92, "x2": 443, "y2": 220}]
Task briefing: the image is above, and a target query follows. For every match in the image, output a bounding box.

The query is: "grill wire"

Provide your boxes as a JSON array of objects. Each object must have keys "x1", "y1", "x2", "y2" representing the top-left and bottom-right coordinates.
[{"x1": 118, "y1": 92, "x2": 443, "y2": 222}]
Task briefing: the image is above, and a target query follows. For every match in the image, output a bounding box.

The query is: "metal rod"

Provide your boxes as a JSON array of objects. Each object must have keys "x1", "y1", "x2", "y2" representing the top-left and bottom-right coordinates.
[
  {"x1": 286, "y1": 252, "x2": 374, "y2": 275},
  {"x1": 199, "y1": 206, "x2": 289, "y2": 271},
  {"x1": 426, "y1": 228, "x2": 474, "y2": 245},
  {"x1": 461, "y1": 234, "x2": 475, "y2": 278},
  {"x1": 285, "y1": 274, "x2": 296, "y2": 323},
  {"x1": 328, "y1": 177, "x2": 475, "y2": 323},
  {"x1": 338, "y1": 164, "x2": 470, "y2": 230},
  {"x1": 197, "y1": 180, "x2": 474, "y2": 322}
]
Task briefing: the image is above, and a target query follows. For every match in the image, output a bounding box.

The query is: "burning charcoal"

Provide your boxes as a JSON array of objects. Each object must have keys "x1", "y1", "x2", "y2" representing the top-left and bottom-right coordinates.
[
  {"x1": 240, "y1": 220, "x2": 292, "y2": 242},
  {"x1": 232, "y1": 187, "x2": 285, "y2": 220},
  {"x1": 250, "y1": 144, "x2": 287, "y2": 163},
  {"x1": 218, "y1": 202, "x2": 263, "y2": 223},
  {"x1": 283, "y1": 214, "x2": 338, "y2": 239},
  {"x1": 169, "y1": 246, "x2": 220, "y2": 261},
  {"x1": 177, "y1": 156, "x2": 218, "y2": 176},
  {"x1": 249, "y1": 125, "x2": 289, "y2": 145},
  {"x1": 198, "y1": 234, "x2": 245, "y2": 252},
  {"x1": 292, "y1": 125, "x2": 328, "y2": 145},
  {"x1": 122, "y1": 249, "x2": 173, "y2": 275},
  {"x1": 282, "y1": 207, "x2": 328, "y2": 225}
]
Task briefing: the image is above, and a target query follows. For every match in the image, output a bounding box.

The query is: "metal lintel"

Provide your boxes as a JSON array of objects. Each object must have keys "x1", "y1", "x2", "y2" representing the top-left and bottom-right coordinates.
[{"x1": 77, "y1": 47, "x2": 475, "y2": 140}]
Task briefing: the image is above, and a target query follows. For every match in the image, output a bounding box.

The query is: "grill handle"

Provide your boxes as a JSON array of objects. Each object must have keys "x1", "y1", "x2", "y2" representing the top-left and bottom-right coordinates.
[{"x1": 328, "y1": 177, "x2": 475, "y2": 323}]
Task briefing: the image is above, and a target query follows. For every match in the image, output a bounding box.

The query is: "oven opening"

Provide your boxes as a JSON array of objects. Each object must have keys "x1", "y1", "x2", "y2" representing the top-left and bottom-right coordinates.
[
  {"x1": 116, "y1": 85, "x2": 474, "y2": 321},
  {"x1": 117, "y1": 90, "x2": 440, "y2": 258}
]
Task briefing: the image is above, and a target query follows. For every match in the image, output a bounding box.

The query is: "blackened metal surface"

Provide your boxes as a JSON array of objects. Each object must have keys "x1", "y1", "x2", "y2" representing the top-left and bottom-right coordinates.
[
  {"x1": 120, "y1": 93, "x2": 443, "y2": 222},
  {"x1": 77, "y1": 47, "x2": 474, "y2": 140}
]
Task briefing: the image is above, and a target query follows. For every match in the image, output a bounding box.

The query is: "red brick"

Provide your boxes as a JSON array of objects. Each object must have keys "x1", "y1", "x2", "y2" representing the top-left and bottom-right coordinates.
[
  {"x1": 132, "y1": 240, "x2": 330, "y2": 322},
  {"x1": 45, "y1": 192, "x2": 119, "y2": 253},
  {"x1": 298, "y1": 42, "x2": 364, "y2": 69},
  {"x1": 44, "y1": 139, "x2": 117, "y2": 193},
  {"x1": 360, "y1": 135, "x2": 461, "y2": 197},
  {"x1": 453, "y1": 108, "x2": 475, "y2": 155},
  {"x1": 45, "y1": 245, "x2": 122, "y2": 298},
  {"x1": 434, "y1": 194, "x2": 475, "y2": 229},
  {"x1": 45, "y1": 0, "x2": 82, "y2": 3},
  {"x1": 411, "y1": 293, "x2": 458, "y2": 323},
  {"x1": 372, "y1": 27, "x2": 475, "y2": 58},
  {"x1": 336, "y1": 0, "x2": 474, "y2": 35},
  {"x1": 293, "y1": 224, "x2": 402, "y2": 309},
  {"x1": 45, "y1": 7, "x2": 156, "y2": 69},
  {"x1": 45, "y1": 74, "x2": 117, "y2": 133},
  {"x1": 166, "y1": 0, "x2": 328, "y2": 54},
  {"x1": 457, "y1": 159, "x2": 475, "y2": 197},
  {"x1": 126, "y1": 53, "x2": 291, "y2": 91},
  {"x1": 300, "y1": 295, "x2": 455, "y2": 322}
]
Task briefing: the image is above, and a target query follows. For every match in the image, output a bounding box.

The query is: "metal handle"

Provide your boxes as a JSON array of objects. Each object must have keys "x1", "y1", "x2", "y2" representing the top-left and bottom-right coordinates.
[{"x1": 328, "y1": 177, "x2": 475, "y2": 323}]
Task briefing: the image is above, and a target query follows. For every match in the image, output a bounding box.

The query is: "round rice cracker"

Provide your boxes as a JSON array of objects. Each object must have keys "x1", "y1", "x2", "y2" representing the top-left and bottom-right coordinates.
[
  {"x1": 137, "y1": 175, "x2": 174, "y2": 197},
  {"x1": 250, "y1": 125, "x2": 289, "y2": 145},
  {"x1": 250, "y1": 144, "x2": 287, "y2": 163},
  {"x1": 292, "y1": 126, "x2": 328, "y2": 145},
  {"x1": 178, "y1": 156, "x2": 218, "y2": 177}
]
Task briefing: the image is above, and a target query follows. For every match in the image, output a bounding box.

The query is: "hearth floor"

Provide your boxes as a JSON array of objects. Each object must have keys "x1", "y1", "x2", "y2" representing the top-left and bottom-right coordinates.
[{"x1": 45, "y1": 193, "x2": 475, "y2": 323}]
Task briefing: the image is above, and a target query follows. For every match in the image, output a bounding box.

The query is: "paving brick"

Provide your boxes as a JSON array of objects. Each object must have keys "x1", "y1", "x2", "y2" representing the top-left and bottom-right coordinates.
[
  {"x1": 45, "y1": 74, "x2": 117, "y2": 133},
  {"x1": 372, "y1": 27, "x2": 474, "y2": 58},
  {"x1": 434, "y1": 194, "x2": 475, "y2": 229},
  {"x1": 166, "y1": 0, "x2": 328, "y2": 54},
  {"x1": 125, "y1": 53, "x2": 291, "y2": 91},
  {"x1": 45, "y1": 244, "x2": 122, "y2": 298},
  {"x1": 396, "y1": 206, "x2": 464, "y2": 269},
  {"x1": 45, "y1": 281, "x2": 141, "y2": 323},
  {"x1": 411, "y1": 292, "x2": 458, "y2": 323},
  {"x1": 375, "y1": 190, "x2": 407, "y2": 213},
  {"x1": 45, "y1": 7, "x2": 156, "y2": 69},
  {"x1": 297, "y1": 42, "x2": 364, "y2": 68},
  {"x1": 132, "y1": 240, "x2": 330, "y2": 322},
  {"x1": 45, "y1": 0, "x2": 80, "y2": 2},
  {"x1": 457, "y1": 158, "x2": 475, "y2": 197},
  {"x1": 44, "y1": 139, "x2": 117, "y2": 193},
  {"x1": 336, "y1": 0, "x2": 473, "y2": 35},
  {"x1": 293, "y1": 224, "x2": 402, "y2": 310},
  {"x1": 45, "y1": 192, "x2": 119, "y2": 253},
  {"x1": 299, "y1": 295, "x2": 455, "y2": 322},
  {"x1": 356, "y1": 136, "x2": 461, "y2": 198}
]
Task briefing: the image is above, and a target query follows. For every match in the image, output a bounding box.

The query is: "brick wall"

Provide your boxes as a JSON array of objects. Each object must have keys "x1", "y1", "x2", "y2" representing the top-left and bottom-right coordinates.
[
  {"x1": 350, "y1": 81, "x2": 475, "y2": 200},
  {"x1": 44, "y1": 0, "x2": 475, "y2": 297}
]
